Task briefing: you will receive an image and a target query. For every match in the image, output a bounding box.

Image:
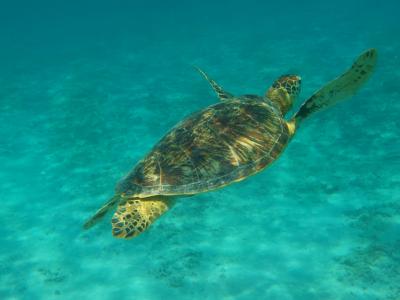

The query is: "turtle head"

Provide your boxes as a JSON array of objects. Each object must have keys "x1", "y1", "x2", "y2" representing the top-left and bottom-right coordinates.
[{"x1": 266, "y1": 74, "x2": 301, "y2": 115}]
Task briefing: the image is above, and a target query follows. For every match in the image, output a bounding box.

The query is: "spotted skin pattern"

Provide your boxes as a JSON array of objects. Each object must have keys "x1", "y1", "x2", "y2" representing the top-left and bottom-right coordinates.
[
  {"x1": 266, "y1": 75, "x2": 301, "y2": 115},
  {"x1": 272, "y1": 75, "x2": 301, "y2": 98},
  {"x1": 112, "y1": 196, "x2": 172, "y2": 239}
]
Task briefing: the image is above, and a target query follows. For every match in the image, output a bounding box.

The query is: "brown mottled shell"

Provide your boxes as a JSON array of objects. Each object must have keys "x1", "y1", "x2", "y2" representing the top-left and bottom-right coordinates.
[{"x1": 116, "y1": 99, "x2": 291, "y2": 198}]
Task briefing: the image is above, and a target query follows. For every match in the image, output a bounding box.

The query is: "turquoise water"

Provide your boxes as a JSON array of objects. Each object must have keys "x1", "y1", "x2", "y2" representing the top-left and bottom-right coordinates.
[{"x1": 1, "y1": 1, "x2": 399, "y2": 299}]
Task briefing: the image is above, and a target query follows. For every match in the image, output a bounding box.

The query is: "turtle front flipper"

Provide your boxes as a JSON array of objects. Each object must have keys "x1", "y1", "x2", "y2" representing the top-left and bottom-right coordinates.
[
  {"x1": 83, "y1": 195, "x2": 120, "y2": 229},
  {"x1": 111, "y1": 196, "x2": 175, "y2": 239},
  {"x1": 195, "y1": 66, "x2": 234, "y2": 101},
  {"x1": 293, "y1": 48, "x2": 377, "y2": 126}
]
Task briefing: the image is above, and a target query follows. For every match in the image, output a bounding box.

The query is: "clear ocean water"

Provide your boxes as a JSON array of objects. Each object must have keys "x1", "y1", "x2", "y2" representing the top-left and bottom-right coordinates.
[{"x1": 1, "y1": 1, "x2": 399, "y2": 299}]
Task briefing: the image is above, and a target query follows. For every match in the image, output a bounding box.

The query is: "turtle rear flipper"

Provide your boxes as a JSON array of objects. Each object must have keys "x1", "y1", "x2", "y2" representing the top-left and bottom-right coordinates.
[
  {"x1": 111, "y1": 196, "x2": 174, "y2": 239},
  {"x1": 83, "y1": 195, "x2": 120, "y2": 229},
  {"x1": 293, "y1": 48, "x2": 377, "y2": 126},
  {"x1": 195, "y1": 66, "x2": 234, "y2": 101}
]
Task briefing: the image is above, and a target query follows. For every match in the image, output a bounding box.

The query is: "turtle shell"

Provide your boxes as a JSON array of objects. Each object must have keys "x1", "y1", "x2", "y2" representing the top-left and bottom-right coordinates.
[{"x1": 116, "y1": 98, "x2": 291, "y2": 198}]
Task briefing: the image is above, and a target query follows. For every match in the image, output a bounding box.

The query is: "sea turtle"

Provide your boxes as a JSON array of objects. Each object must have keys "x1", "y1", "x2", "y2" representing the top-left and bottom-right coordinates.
[{"x1": 84, "y1": 49, "x2": 377, "y2": 239}]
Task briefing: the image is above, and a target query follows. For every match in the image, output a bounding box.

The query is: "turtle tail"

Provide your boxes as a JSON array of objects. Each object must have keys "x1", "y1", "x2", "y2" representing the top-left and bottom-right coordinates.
[
  {"x1": 292, "y1": 48, "x2": 377, "y2": 127},
  {"x1": 83, "y1": 195, "x2": 121, "y2": 230},
  {"x1": 111, "y1": 196, "x2": 175, "y2": 239}
]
